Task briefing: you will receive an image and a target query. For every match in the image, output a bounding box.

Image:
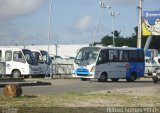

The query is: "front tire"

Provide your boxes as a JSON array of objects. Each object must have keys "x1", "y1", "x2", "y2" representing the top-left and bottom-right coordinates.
[
  {"x1": 152, "y1": 77, "x2": 158, "y2": 83},
  {"x1": 98, "y1": 73, "x2": 108, "y2": 82},
  {"x1": 12, "y1": 70, "x2": 21, "y2": 78}
]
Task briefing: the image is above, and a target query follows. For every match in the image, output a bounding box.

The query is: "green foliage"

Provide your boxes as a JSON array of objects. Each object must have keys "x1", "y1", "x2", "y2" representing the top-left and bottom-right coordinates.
[{"x1": 100, "y1": 26, "x2": 160, "y2": 49}]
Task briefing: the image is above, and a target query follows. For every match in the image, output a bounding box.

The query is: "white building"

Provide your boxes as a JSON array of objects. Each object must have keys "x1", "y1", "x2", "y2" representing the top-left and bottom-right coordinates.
[{"x1": 0, "y1": 44, "x2": 89, "y2": 58}]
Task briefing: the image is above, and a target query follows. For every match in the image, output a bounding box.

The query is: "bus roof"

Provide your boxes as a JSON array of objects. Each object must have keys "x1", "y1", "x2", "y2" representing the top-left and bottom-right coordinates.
[
  {"x1": 0, "y1": 47, "x2": 27, "y2": 51},
  {"x1": 79, "y1": 46, "x2": 144, "y2": 51}
]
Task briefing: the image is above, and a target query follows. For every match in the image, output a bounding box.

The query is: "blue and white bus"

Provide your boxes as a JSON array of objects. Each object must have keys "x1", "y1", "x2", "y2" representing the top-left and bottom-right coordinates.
[{"x1": 73, "y1": 45, "x2": 145, "y2": 82}]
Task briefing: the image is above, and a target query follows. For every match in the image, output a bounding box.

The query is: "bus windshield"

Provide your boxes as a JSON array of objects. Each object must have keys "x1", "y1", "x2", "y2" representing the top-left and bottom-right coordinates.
[
  {"x1": 32, "y1": 51, "x2": 44, "y2": 63},
  {"x1": 75, "y1": 48, "x2": 99, "y2": 65},
  {"x1": 40, "y1": 50, "x2": 52, "y2": 65},
  {"x1": 22, "y1": 49, "x2": 38, "y2": 65}
]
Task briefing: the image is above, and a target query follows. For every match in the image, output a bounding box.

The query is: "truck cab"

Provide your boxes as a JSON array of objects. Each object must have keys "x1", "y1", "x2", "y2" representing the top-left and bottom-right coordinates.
[{"x1": 145, "y1": 57, "x2": 157, "y2": 76}]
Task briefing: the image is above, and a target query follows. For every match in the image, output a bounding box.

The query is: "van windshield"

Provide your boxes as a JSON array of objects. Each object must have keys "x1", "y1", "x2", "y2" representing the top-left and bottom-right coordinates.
[{"x1": 22, "y1": 49, "x2": 38, "y2": 65}]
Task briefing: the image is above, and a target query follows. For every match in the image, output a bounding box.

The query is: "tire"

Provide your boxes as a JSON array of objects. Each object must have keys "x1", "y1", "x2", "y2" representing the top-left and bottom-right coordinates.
[
  {"x1": 152, "y1": 77, "x2": 158, "y2": 84},
  {"x1": 126, "y1": 78, "x2": 131, "y2": 82},
  {"x1": 12, "y1": 70, "x2": 21, "y2": 78},
  {"x1": 126, "y1": 72, "x2": 136, "y2": 82},
  {"x1": 111, "y1": 78, "x2": 119, "y2": 82},
  {"x1": 98, "y1": 73, "x2": 108, "y2": 82},
  {"x1": 130, "y1": 73, "x2": 136, "y2": 82}
]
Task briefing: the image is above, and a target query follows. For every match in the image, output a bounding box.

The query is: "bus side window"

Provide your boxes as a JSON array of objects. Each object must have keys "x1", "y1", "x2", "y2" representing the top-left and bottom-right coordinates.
[
  {"x1": 108, "y1": 50, "x2": 119, "y2": 62},
  {"x1": 5, "y1": 51, "x2": 12, "y2": 61},
  {"x1": 129, "y1": 51, "x2": 137, "y2": 62},
  {"x1": 119, "y1": 50, "x2": 128, "y2": 62},
  {"x1": 13, "y1": 51, "x2": 25, "y2": 63},
  {"x1": 97, "y1": 50, "x2": 108, "y2": 65},
  {"x1": 137, "y1": 50, "x2": 144, "y2": 62}
]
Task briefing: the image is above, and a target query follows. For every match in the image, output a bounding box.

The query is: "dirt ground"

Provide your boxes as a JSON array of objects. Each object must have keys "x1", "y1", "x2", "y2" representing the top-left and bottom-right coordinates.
[{"x1": 100, "y1": 85, "x2": 160, "y2": 97}]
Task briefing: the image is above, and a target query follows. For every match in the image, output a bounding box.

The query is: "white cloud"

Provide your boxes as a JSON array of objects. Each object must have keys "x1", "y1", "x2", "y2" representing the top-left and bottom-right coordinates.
[
  {"x1": 76, "y1": 15, "x2": 92, "y2": 31},
  {"x1": 0, "y1": 0, "x2": 45, "y2": 18}
]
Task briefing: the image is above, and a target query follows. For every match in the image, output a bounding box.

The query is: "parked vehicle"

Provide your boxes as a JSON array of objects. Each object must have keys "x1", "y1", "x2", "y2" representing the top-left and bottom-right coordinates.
[
  {"x1": 31, "y1": 49, "x2": 51, "y2": 76},
  {"x1": 153, "y1": 57, "x2": 160, "y2": 65},
  {"x1": 152, "y1": 57, "x2": 160, "y2": 83},
  {"x1": 73, "y1": 45, "x2": 145, "y2": 82},
  {"x1": 51, "y1": 55, "x2": 62, "y2": 60},
  {"x1": 152, "y1": 69, "x2": 160, "y2": 83},
  {"x1": 0, "y1": 47, "x2": 38, "y2": 78},
  {"x1": 145, "y1": 57, "x2": 157, "y2": 76}
]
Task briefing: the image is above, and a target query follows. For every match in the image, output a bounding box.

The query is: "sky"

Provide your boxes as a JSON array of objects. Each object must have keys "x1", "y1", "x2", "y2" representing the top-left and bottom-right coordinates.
[{"x1": 0, "y1": 0, "x2": 160, "y2": 45}]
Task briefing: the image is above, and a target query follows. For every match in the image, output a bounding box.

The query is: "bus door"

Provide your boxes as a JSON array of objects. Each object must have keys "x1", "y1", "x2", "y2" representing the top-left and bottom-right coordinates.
[
  {"x1": 5, "y1": 50, "x2": 13, "y2": 74},
  {"x1": 95, "y1": 49, "x2": 110, "y2": 78},
  {"x1": 12, "y1": 51, "x2": 26, "y2": 74}
]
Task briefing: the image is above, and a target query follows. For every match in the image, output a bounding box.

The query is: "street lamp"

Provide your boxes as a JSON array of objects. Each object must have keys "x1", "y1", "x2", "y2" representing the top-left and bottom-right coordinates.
[
  {"x1": 48, "y1": 0, "x2": 53, "y2": 54},
  {"x1": 92, "y1": 1, "x2": 111, "y2": 45},
  {"x1": 110, "y1": 11, "x2": 120, "y2": 46}
]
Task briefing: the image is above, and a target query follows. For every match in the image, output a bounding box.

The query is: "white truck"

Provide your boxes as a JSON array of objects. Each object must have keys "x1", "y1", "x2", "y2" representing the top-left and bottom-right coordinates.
[
  {"x1": 145, "y1": 57, "x2": 157, "y2": 76},
  {"x1": 152, "y1": 57, "x2": 160, "y2": 83}
]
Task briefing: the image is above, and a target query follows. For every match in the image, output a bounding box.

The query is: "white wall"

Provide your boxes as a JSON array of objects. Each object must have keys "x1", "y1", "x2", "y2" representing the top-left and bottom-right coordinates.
[{"x1": 0, "y1": 44, "x2": 89, "y2": 57}]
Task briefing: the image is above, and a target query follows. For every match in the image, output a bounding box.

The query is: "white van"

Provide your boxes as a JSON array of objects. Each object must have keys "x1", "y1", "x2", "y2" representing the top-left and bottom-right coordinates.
[
  {"x1": 30, "y1": 49, "x2": 51, "y2": 76},
  {"x1": 0, "y1": 48, "x2": 38, "y2": 78}
]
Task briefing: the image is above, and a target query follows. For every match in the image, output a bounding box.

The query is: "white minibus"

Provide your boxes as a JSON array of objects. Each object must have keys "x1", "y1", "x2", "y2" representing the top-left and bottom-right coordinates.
[
  {"x1": 0, "y1": 48, "x2": 38, "y2": 78},
  {"x1": 73, "y1": 45, "x2": 145, "y2": 82}
]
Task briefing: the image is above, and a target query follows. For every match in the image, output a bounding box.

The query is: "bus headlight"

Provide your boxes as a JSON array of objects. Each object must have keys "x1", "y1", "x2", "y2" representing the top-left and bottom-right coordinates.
[{"x1": 91, "y1": 67, "x2": 95, "y2": 72}]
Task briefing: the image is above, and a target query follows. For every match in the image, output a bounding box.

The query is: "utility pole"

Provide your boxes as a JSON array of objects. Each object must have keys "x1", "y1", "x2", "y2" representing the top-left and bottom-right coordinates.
[{"x1": 137, "y1": 0, "x2": 142, "y2": 48}]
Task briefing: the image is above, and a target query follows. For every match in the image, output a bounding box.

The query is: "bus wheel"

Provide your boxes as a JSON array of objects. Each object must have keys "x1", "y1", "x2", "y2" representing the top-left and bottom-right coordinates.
[
  {"x1": 126, "y1": 73, "x2": 136, "y2": 82},
  {"x1": 12, "y1": 70, "x2": 21, "y2": 78},
  {"x1": 99, "y1": 73, "x2": 108, "y2": 82},
  {"x1": 130, "y1": 73, "x2": 136, "y2": 82},
  {"x1": 111, "y1": 78, "x2": 119, "y2": 82}
]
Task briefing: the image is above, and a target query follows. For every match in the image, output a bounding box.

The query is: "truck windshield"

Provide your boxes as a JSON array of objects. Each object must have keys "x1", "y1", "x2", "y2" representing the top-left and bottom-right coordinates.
[
  {"x1": 75, "y1": 49, "x2": 99, "y2": 65},
  {"x1": 22, "y1": 49, "x2": 38, "y2": 65}
]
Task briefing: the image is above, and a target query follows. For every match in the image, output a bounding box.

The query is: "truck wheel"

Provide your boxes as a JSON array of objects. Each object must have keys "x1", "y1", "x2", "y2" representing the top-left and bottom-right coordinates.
[
  {"x1": 12, "y1": 70, "x2": 21, "y2": 78},
  {"x1": 152, "y1": 77, "x2": 158, "y2": 83},
  {"x1": 98, "y1": 73, "x2": 108, "y2": 82}
]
